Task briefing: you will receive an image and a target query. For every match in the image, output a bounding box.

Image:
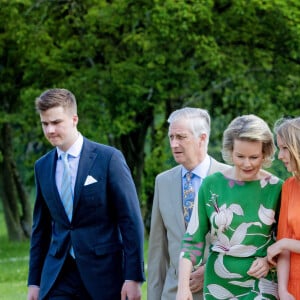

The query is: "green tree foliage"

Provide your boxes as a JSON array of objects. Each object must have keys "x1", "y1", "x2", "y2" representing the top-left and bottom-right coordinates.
[
  {"x1": 0, "y1": 0, "x2": 37, "y2": 241},
  {"x1": 0, "y1": 0, "x2": 299, "y2": 238}
]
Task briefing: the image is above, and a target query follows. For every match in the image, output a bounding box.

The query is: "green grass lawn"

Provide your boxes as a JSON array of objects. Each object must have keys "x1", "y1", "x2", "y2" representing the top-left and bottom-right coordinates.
[
  {"x1": 0, "y1": 214, "x2": 29, "y2": 299},
  {"x1": 0, "y1": 212, "x2": 148, "y2": 299}
]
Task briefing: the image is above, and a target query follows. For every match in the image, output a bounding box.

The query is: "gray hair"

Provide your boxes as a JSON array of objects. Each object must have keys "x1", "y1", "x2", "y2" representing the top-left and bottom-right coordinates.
[
  {"x1": 167, "y1": 107, "x2": 211, "y2": 146},
  {"x1": 222, "y1": 114, "x2": 275, "y2": 168}
]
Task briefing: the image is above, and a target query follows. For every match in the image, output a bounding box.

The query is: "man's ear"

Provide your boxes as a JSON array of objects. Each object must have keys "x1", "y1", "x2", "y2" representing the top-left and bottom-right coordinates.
[
  {"x1": 199, "y1": 133, "x2": 207, "y2": 144},
  {"x1": 73, "y1": 114, "x2": 79, "y2": 126}
]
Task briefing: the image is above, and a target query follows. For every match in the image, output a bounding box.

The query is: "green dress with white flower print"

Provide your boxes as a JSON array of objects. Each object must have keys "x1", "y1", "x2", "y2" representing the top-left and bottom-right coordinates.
[{"x1": 181, "y1": 172, "x2": 283, "y2": 300}]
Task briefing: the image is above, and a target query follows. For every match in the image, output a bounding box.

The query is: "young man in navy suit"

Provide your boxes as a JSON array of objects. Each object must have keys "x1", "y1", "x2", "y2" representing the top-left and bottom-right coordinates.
[{"x1": 27, "y1": 88, "x2": 145, "y2": 300}]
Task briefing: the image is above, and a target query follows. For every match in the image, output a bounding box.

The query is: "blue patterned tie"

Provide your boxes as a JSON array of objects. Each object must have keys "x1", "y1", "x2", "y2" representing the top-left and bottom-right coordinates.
[
  {"x1": 183, "y1": 171, "x2": 195, "y2": 227},
  {"x1": 60, "y1": 152, "x2": 73, "y2": 221}
]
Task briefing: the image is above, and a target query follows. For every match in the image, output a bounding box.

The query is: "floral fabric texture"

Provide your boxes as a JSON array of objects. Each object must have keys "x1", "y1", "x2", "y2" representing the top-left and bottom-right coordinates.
[{"x1": 181, "y1": 172, "x2": 282, "y2": 300}]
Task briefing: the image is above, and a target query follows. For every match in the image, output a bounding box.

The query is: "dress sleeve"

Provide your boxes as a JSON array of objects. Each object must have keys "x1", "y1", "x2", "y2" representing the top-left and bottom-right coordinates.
[
  {"x1": 180, "y1": 181, "x2": 210, "y2": 267},
  {"x1": 277, "y1": 180, "x2": 292, "y2": 240}
]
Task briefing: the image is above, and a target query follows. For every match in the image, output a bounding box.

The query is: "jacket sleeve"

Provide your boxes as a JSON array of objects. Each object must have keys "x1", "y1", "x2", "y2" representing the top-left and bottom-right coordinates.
[
  {"x1": 108, "y1": 149, "x2": 145, "y2": 282},
  {"x1": 27, "y1": 162, "x2": 52, "y2": 286},
  {"x1": 147, "y1": 175, "x2": 169, "y2": 299}
]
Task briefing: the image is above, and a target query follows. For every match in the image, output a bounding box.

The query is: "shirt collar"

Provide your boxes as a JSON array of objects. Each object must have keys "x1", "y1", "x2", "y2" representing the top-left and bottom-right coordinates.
[
  {"x1": 182, "y1": 155, "x2": 211, "y2": 178},
  {"x1": 57, "y1": 133, "x2": 83, "y2": 159}
]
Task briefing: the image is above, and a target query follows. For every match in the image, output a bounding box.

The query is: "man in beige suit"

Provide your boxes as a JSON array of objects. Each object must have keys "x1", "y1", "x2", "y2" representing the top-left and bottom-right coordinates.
[{"x1": 147, "y1": 107, "x2": 229, "y2": 300}]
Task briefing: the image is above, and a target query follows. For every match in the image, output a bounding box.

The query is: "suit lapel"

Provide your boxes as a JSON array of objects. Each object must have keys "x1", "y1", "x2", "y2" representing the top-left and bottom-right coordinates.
[
  {"x1": 73, "y1": 139, "x2": 98, "y2": 212},
  {"x1": 170, "y1": 166, "x2": 186, "y2": 232}
]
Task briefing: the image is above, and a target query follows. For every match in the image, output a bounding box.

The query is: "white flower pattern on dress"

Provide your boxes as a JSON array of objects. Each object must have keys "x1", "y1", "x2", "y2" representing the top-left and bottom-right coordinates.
[
  {"x1": 206, "y1": 178, "x2": 278, "y2": 299},
  {"x1": 260, "y1": 175, "x2": 279, "y2": 188},
  {"x1": 258, "y1": 204, "x2": 276, "y2": 225},
  {"x1": 207, "y1": 277, "x2": 278, "y2": 299},
  {"x1": 181, "y1": 174, "x2": 281, "y2": 299},
  {"x1": 211, "y1": 203, "x2": 243, "y2": 234},
  {"x1": 212, "y1": 222, "x2": 260, "y2": 257}
]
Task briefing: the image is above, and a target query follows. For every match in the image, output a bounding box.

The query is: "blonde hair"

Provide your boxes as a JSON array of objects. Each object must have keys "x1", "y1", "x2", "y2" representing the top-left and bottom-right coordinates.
[
  {"x1": 274, "y1": 117, "x2": 300, "y2": 180},
  {"x1": 222, "y1": 114, "x2": 275, "y2": 168}
]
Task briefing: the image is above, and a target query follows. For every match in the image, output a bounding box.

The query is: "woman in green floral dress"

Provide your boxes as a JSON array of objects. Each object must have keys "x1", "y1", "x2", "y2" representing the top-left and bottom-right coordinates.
[{"x1": 177, "y1": 115, "x2": 283, "y2": 300}]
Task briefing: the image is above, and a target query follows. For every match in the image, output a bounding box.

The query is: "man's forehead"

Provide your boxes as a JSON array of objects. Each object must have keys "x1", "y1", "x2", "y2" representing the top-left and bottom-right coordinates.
[
  {"x1": 40, "y1": 111, "x2": 65, "y2": 122},
  {"x1": 168, "y1": 127, "x2": 192, "y2": 136},
  {"x1": 40, "y1": 116, "x2": 63, "y2": 123}
]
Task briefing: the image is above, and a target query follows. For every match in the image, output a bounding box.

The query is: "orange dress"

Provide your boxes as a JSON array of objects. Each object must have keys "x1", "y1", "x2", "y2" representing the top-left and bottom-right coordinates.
[{"x1": 277, "y1": 176, "x2": 300, "y2": 299}]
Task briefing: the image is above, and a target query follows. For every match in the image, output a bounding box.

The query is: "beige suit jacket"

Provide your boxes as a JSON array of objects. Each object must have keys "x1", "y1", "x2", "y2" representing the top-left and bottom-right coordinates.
[{"x1": 147, "y1": 157, "x2": 229, "y2": 300}]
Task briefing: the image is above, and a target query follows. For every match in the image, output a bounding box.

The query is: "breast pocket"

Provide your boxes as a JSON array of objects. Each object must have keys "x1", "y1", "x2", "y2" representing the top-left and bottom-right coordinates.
[{"x1": 79, "y1": 180, "x2": 107, "y2": 210}]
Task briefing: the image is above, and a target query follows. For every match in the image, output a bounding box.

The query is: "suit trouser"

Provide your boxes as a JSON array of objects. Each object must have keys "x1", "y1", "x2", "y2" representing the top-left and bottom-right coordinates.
[{"x1": 45, "y1": 255, "x2": 92, "y2": 300}]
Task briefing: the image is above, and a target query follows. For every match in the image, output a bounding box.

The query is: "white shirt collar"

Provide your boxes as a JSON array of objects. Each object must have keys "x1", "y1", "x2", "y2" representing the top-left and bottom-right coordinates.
[
  {"x1": 57, "y1": 133, "x2": 83, "y2": 159},
  {"x1": 182, "y1": 155, "x2": 211, "y2": 179}
]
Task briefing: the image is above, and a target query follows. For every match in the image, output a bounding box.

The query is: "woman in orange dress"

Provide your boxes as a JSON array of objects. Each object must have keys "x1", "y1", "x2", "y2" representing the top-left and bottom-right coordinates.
[{"x1": 267, "y1": 117, "x2": 300, "y2": 300}]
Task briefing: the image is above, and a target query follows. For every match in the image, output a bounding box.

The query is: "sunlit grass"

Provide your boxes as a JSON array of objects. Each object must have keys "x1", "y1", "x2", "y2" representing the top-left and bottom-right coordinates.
[{"x1": 0, "y1": 212, "x2": 29, "y2": 299}]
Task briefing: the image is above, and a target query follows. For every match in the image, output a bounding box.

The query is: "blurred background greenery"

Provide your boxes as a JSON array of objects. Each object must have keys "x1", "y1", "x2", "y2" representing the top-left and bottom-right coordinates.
[{"x1": 0, "y1": 0, "x2": 299, "y2": 298}]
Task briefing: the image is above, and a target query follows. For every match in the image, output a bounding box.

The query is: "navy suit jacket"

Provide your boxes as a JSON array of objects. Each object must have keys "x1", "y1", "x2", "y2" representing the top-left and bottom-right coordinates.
[{"x1": 28, "y1": 138, "x2": 145, "y2": 300}]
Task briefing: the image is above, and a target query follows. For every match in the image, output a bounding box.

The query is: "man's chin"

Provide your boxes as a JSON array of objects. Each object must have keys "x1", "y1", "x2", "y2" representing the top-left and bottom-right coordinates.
[
  {"x1": 47, "y1": 138, "x2": 60, "y2": 147},
  {"x1": 173, "y1": 156, "x2": 183, "y2": 164}
]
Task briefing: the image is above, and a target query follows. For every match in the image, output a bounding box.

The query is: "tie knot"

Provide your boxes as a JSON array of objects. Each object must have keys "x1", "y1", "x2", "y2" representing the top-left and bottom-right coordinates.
[
  {"x1": 61, "y1": 152, "x2": 69, "y2": 162},
  {"x1": 186, "y1": 171, "x2": 193, "y2": 182}
]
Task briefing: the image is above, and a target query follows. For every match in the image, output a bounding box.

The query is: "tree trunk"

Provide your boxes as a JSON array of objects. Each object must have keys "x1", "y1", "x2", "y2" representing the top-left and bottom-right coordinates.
[
  {"x1": 0, "y1": 123, "x2": 32, "y2": 241},
  {"x1": 119, "y1": 107, "x2": 154, "y2": 199}
]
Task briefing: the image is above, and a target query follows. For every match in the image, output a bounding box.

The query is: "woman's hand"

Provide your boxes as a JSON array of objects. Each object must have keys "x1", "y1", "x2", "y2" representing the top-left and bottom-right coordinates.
[
  {"x1": 247, "y1": 257, "x2": 270, "y2": 279},
  {"x1": 189, "y1": 265, "x2": 204, "y2": 293}
]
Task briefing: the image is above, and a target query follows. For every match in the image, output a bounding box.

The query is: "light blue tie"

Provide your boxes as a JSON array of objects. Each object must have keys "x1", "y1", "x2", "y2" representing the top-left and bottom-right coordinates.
[
  {"x1": 183, "y1": 171, "x2": 195, "y2": 227},
  {"x1": 60, "y1": 152, "x2": 73, "y2": 221}
]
